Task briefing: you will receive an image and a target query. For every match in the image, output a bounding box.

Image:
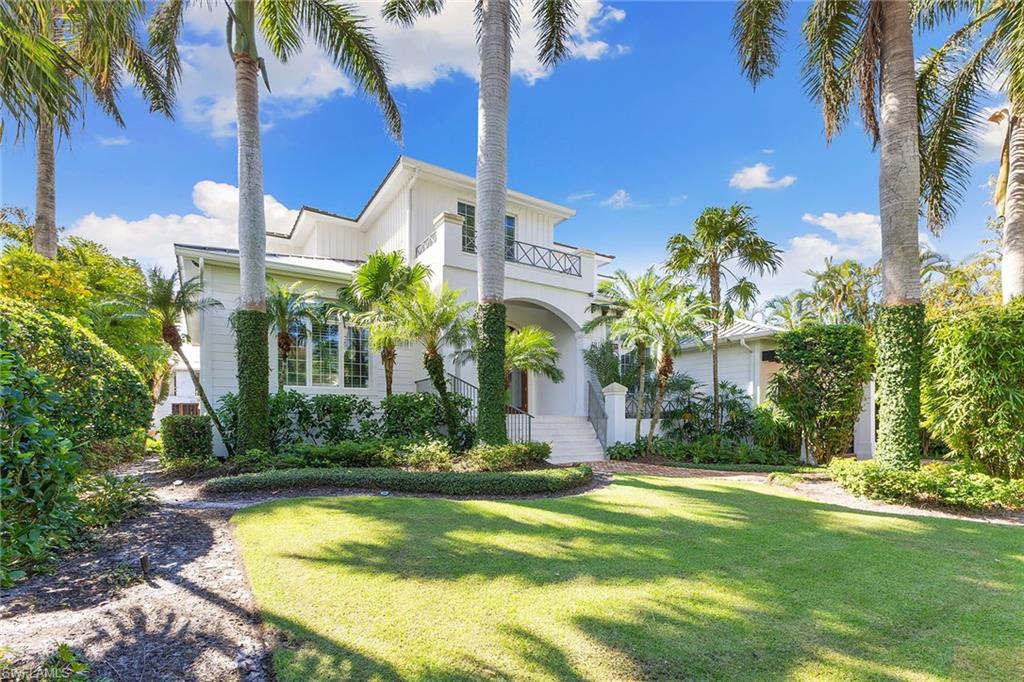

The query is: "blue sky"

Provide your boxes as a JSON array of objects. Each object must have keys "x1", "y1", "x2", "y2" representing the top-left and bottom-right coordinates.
[{"x1": 0, "y1": 1, "x2": 1004, "y2": 300}]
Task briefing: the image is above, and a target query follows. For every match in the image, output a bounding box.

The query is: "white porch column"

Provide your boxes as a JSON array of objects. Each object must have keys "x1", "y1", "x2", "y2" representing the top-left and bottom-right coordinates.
[
  {"x1": 603, "y1": 382, "x2": 628, "y2": 446},
  {"x1": 853, "y1": 380, "x2": 876, "y2": 460},
  {"x1": 574, "y1": 330, "x2": 587, "y2": 416}
]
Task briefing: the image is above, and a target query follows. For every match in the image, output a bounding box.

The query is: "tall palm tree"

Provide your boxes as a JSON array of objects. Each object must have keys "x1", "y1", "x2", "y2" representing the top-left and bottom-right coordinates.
[
  {"x1": 340, "y1": 250, "x2": 431, "y2": 396},
  {"x1": 12, "y1": 1, "x2": 172, "y2": 260},
  {"x1": 666, "y1": 204, "x2": 782, "y2": 432},
  {"x1": 734, "y1": 0, "x2": 925, "y2": 467},
  {"x1": 151, "y1": 0, "x2": 402, "y2": 454},
  {"x1": 644, "y1": 290, "x2": 710, "y2": 455},
  {"x1": 264, "y1": 278, "x2": 319, "y2": 393},
  {"x1": 377, "y1": 282, "x2": 472, "y2": 445},
  {"x1": 804, "y1": 258, "x2": 879, "y2": 329},
  {"x1": 141, "y1": 268, "x2": 232, "y2": 456},
  {"x1": 382, "y1": 0, "x2": 580, "y2": 444},
  {"x1": 762, "y1": 293, "x2": 814, "y2": 330},
  {"x1": 915, "y1": 0, "x2": 1024, "y2": 302},
  {"x1": 585, "y1": 268, "x2": 674, "y2": 442}
]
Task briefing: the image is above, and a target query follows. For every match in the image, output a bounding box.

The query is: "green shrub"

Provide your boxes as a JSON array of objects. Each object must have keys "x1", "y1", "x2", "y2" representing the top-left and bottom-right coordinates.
[
  {"x1": 282, "y1": 440, "x2": 390, "y2": 468},
  {"x1": 606, "y1": 441, "x2": 641, "y2": 460},
  {"x1": 828, "y1": 459, "x2": 1024, "y2": 511},
  {"x1": 83, "y1": 429, "x2": 147, "y2": 472},
  {"x1": 752, "y1": 401, "x2": 800, "y2": 456},
  {"x1": 461, "y1": 441, "x2": 551, "y2": 471},
  {"x1": 377, "y1": 392, "x2": 475, "y2": 448},
  {"x1": 161, "y1": 415, "x2": 213, "y2": 461},
  {"x1": 0, "y1": 298, "x2": 151, "y2": 442},
  {"x1": 203, "y1": 464, "x2": 594, "y2": 496},
  {"x1": 923, "y1": 302, "x2": 1024, "y2": 479},
  {"x1": 0, "y1": 339, "x2": 81, "y2": 586},
  {"x1": 405, "y1": 439, "x2": 456, "y2": 471},
  {"x1": 309, "y1": 394, "x2": 375, "y2": 442},
  {"x1": 75, "y1": 474, "x2": 154, "y2": 529},
  {"x1": 654, "y1": 435, "x2": 796, "y2": 466},
  {"x1": 771, "y1": 324, "x2": 873, "y2": 465}
]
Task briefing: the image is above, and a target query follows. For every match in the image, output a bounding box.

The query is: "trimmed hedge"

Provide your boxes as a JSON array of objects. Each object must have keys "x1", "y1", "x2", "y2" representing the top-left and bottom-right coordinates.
[
  {"x1": 202, "y1": 464, "x2": 593, "y2": 496},
  {"x1": 161, "y1": 415, "x2": 213, "y2": 461},
  {"x1": 0, "y1": 298, "x2": 151, "y2": 442},
  {"x1": 874, "y1": 304, "x2": 924, "y2": 468}
]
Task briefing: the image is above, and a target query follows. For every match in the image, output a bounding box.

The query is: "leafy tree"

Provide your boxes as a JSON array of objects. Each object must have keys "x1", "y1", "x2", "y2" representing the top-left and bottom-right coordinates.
[
  {"x1": 582, "y1": 339, "x2": 643, "y2": 391},
  {"x1": 734, "y1": 0, "x2": 925, "y2": 467},
  {"x1": 150, "y1": 0, "x2": 403, "y2": 454},
  {"x1": 803, "y1": 258, "x2": 879, "y2": 329},
  {"x1": 762, "y1": 293, "x2": 815, "y2": 330},
  {"x1": 139, "y1": 268, "x2": 232, "y2": 456},
  {"x1": 377, "y1": 282, "x2": 472, "y2": 446},
  {"x1": 264, "y1": 278, "x2": 319, "y2": 393},
  {"x1": 666, "y1": 204, "x2": 781, "y2": 432},
  {"x1": 339, "y1": 250, "x2": 431, "y2": 396},
  {"x1": 382, "y1": 0, "x2": 581, "y2": 444}
]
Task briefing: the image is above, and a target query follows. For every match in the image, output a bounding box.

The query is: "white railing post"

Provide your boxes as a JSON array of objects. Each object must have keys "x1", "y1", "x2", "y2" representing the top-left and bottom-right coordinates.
[{"x1": 602, "y1": 382, "x2": 628, "y2": 446}]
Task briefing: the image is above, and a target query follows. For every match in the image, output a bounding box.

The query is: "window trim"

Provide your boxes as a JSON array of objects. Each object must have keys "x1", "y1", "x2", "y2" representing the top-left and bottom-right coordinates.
[
  {"x1": 280, "y1": 312, "x2": 371, "y2": 392},
  {"x1": 457, "y1": 199, "x2": 517, "y2": 258}
]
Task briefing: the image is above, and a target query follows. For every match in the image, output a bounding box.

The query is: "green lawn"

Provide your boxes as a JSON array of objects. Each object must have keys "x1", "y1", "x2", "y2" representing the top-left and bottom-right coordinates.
[{"x1": 232, "y1": 475, "x2": 1024, "y2": 681}]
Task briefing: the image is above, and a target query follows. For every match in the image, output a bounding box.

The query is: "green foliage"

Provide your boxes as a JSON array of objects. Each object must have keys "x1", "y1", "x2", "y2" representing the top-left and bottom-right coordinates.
[
  {"x1": 0, "y1": 339, "x2": 81, "y2": 587},
  {"x1": 606, "y1": 441, "x2": 642, "y2": 461},
  {"x1": 7, "y1": 643, "x2": 93, "y2": 682},
  {"x1": 752, "y1": 401, "x2": 801, "y2": 455},
  {"x1": 1, "y1": 297, "x2": 152, "y2": 442},
  {"x1": 582, "y1": 340, "x2": 641, "y2": 390},
  {"x1": 460, "y1": 441, "x2": 551, "y2": 472},
  {"x1": 404, "y1": 439, "x2": 457, "y2": 471},
  {"x1": 378, "y1": 391, "x2": 475, "y2": 449},
  {"x1": 829, "y1": 459, "x2": 1024, "y2": 511},
  {"x1": 874, "y1": 304, "x2": 925, "y2": 468},
  {"x1": 605, "y1": 435, "x2": 796, "y2": 467},
  {"x1": 161, "y1": 415, "x2": 213, "y2": 462},
  {"x1": 476, "y1": 301, "x2": 508, "y2": 444},
  {"x1": 74, "y1": 474, "x2": 153, "y2": 529},
  {"x1": 83, "y1": 429, "x2": 147, "y2": 472},
  {"x1": 309, "y1": 394, "x2": 376, "y2": 442},
  {"x1": 771, "y1": 323, "x2": 873, "y2": 465},
  {"x1": 234, "y1": 309, "x2": 271, "y2": 454},
  {"x1": 923, "y1": 302, "x2": 1024, "y2": 479},
  {"x1": 0, "y1": 244, "x2": 91, "y2": 316},
  {"x1": 203, "y1": 464, "x2": 593, "y2": 496}
]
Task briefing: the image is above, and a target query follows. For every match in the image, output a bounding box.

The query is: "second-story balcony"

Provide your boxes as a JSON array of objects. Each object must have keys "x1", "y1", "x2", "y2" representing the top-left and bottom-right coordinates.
[{"x1": 458, "y1": 228, "x2": 582, "y2": 277}]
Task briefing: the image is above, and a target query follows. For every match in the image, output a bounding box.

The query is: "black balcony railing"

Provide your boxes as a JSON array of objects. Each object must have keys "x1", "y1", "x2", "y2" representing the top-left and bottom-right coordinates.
[
  {"x1": 462, "y1": 228, "x2": 582, "y2": 277},
  {"x1": 415, "y1": 372, "x2": 533, "y2": 443}
]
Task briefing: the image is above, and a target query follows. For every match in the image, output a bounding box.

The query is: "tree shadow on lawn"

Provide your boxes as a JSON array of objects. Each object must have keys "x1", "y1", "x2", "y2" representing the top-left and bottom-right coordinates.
[{"x1": 237, "y1": 475, "x2": 1024, "y2": 680}]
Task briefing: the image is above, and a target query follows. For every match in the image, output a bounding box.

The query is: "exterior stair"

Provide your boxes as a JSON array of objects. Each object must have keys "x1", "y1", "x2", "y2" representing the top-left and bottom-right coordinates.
[{"x1": 531, "y1": 416, "x2": 607, "y2": 465}]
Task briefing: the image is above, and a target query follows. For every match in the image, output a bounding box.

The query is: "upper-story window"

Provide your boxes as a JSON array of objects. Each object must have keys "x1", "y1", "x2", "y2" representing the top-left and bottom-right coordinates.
[
  {"x1": 458, "y1": 201, "x2": 516, "y2": 259},
  {"x1": 281, "y1": 313, "x2": 368, "y2": 389}
]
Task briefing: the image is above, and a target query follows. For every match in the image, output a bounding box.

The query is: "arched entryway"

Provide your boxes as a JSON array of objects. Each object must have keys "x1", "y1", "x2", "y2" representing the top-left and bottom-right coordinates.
[{"x1": 504, "y1": 298, "x2": 582, "y2": 417}]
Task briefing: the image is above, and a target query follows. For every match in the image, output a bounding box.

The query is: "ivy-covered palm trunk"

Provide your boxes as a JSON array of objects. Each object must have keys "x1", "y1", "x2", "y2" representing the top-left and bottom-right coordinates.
[
  {"x1": 474, "y1": 0, "x2": 512, "y2": 444},
  {"x1": 875, "y1": 0, "x2": 923, "y2": 468},
  {"x1": 381, "y1": 344, "x2": 397, "y2": 397},
  {"x1": 232, "y1": 2, "x2": 270, "y2": 455},
  {"x1": 645, "y1": 351, "x2": 673, "y2": 454},
  {"x1": 424, "y1": 348, "x2": 459, "y2": 446}
]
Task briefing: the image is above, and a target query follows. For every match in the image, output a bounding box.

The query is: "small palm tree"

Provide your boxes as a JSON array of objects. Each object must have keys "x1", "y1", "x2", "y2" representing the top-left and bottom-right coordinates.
[
  {"x1": 141, "y1": 268, "x2": 231, "y2": 455},
  {"x1": 666, "y1": 204, "x2": 781, "y2": 432},
  {"x1": 265, "y1": 278, "x2": 319, "y2": 393},
  {"x1": 455, "y1": 324, "x2": 565, "y2": 384},
  {"x1": 12, "y1": 1, "x2": 173, "y2": 259},
  {"x1": 585, "y1": 268, "x2": 676, "y2": 442},
  {"x1": 378, "y1": 282, "x2": 472, "y2": 444},
  {"x1": 340, "y1": 250, "x2": 431, "y2": 396},
  {"x1": 645, "y1": 290, "x2": 710, "y2": 455}
]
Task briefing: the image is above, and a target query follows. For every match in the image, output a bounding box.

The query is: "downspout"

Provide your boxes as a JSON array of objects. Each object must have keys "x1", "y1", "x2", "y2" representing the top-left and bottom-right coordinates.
[
  {"x1": 406, "y1": 167, "x2": 419, "y2": 265},
  {"x1": 739, "y1": 338, "x2": 756, "y2": 403}
]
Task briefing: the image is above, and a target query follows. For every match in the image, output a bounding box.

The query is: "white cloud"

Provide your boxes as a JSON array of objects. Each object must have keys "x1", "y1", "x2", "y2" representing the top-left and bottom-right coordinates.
[
  {"x1": 978, "y1": 103, "x2": 1009, "y2": 164},
  {"x1": 669, "y1": 193, "x2": 688, "y2": 206},
  {"x1": 567, "y1": 191, "x2": 596, "y2": 202},
  {"x1": 801, "y1": 211, "x2": 882, "y2": 253},
  {"x1": 600, "y1": 189, "x2": 633, "y2": 209},
  {"x1": 729, "y1": 162, "x2": 796, "y2": 190},
  {"x1": 177, "y1": 2, "x2": 628, "y2": 137},
  {"x1": 97, "y1": 135, "x2": 130, "y2": 146},
  {"x1": 761, "y1": 148, "x2": 775, "y2": 155},
  {"x1": 69, "y1": 180, "x2": 299, "y2": 270}
]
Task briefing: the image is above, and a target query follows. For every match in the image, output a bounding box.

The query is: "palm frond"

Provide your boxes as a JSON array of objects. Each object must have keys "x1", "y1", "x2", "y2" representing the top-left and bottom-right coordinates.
[
  {"x1": 801, "y1": 0, "x2": 863, "y2": 142},
  {"x1": 732, "y1": 0, "x2": 790, "y2": 88},
  {"x1": 533, "y1": 0, "x2": 579, "y2": 68},
  {"x1": 257, "y1": 0, "x2": 303, "y2": 60},
  {"x1": 381, "y1": 0, "x2": 445, "y2": 27}
]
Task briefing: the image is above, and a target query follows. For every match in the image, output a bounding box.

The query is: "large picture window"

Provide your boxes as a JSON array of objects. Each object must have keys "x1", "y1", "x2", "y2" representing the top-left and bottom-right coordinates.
[
  {"x1": 458, "y1": 201, "x2": 516, "y2": 259},
  {"x1": 281, "y1": 314, "x2": 368, "y2": 390}
]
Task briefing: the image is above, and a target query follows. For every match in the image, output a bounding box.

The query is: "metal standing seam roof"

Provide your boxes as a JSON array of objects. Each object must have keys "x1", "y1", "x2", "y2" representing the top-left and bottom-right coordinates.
[{"x1": 174, "y1": 244, "x2": 363, "y2": 277}]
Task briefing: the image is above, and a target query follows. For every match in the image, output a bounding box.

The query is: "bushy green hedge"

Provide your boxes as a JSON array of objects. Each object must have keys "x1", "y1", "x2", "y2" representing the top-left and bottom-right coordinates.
[
  {"x1": 771, "y1": 323, "x2": 873, "y2": 465},
  {"x1": 461, "y1": 441, "x2": 551, "y2": 471},
  {"x1": 202, "y1": 464, "x2": 593, "y2": 496},
  {"x1": 161, "y1": 415, "x2": 213, "y2": 461},
  {"x1": 923, "y1": 302, "x2": 1024, "y2": 479},
  {"x1": 829, "y1": 459, "x2": 1024, "y2": 511},
  {"x1": 1, "y1": 298, "x2": 151, "y2": 442},
  {"x1": 606, "y1": 435, "x2": 797, "y2": 466}
]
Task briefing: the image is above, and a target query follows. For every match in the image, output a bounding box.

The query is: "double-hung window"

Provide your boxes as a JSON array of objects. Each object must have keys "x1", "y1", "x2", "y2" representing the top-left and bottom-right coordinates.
[
  {"x1": 281, "y1": 313, "x2": 369, "y2": 389},
  {"x1": 458, "y1": 201, "x2": 516, "y2": 260}
]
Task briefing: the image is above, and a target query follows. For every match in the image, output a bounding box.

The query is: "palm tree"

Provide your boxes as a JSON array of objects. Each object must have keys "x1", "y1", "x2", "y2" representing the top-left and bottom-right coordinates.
[
  {"x1": 11, "y1": 1, "x2": 173, "y2": 260},
  {"x1": 377, "y1": 282, "x2": 472, "y2": 444},
  {"x1": 645, "y1": 291, "x2": 710, "y2": 455},
  {"x1": 915, "y1": 0, "x2": 1024, "y2": 301},
  {"x1": 585, "y1": 268, "x2": 674, "y2": 442},
  {"x1": 804, "y1": 258, "x2": 879, "y2": 329},
  {"x1": 666, "y1": 204, "x2": 781, "y2": 432},
  {"x1": 734, "y1": 0, "x2": 925, "y2": 467},
  {"x1": 382, "y1": 0, "x2": 580, "y2": 444},
  {"x1": 455, "y1": 324, "x2": 565, "y2": 383},
  {"x1": 762, "y1": 293, "x2": 813, "y2": 330},
  {"x1": 141, "y1": 268, "x2": 232, "y2": 456},
  {"x1": 150, "y1": 0, "x2": 402, "y2": 454},
  {"x1": 340, "y1": 250, "x2": 431, "y2": 396},
  {"x1": 265, "y1": 279, "x2": 319, "y2": 393}
]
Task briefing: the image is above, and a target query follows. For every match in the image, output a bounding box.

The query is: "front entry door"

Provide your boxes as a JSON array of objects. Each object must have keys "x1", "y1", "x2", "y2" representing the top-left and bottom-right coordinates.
[{"x1": 508, "y1": 367, "x2": 528, "y2": 412}]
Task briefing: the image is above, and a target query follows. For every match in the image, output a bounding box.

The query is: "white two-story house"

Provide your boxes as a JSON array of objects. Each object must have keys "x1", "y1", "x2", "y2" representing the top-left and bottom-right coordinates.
[{"x1": 176, "y1": 157, "x2": 614, "y2": 459}]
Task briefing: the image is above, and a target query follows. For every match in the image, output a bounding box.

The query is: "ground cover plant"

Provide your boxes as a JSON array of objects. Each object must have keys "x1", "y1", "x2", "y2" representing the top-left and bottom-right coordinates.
[{"x1": 233, "y1": 475, "x2": 1024, "y2": 681}]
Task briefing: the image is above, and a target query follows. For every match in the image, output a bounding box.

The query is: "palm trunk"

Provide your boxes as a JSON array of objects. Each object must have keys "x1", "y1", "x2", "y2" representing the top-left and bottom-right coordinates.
[
  {"x1": 710, "y1": 264, "x2": 721, "y2": 433},
  {"x1": 474, "y1": 0, "x2": 512, "y2": 444},
  {"x1": 382, "y1": 343, "x2": 396, "y2": 397},
  {"x1": 874, "y1": 0, "x2": 923, "y2": 468},
  {"x1": 424, "y1": 348, "x2": 459, "y2": 446},
  {"x1": 33, "y1": 111, "x2": 58, "y2": 259},
  {"x1": 1002, "y1": 111, "x2": 1024, "y2": 302},
  {"x1": 634, "y1": 344, "x2": 647, "y2": 442},
  {"x1": 232, "y1": 1, "x2": 270, "y2": 454},
  {"x1": 645, "y1": 351, "x2": 672, "y2": 455},
  {"x1": 175, "y1": 346, "x2": 234, "y2": 458}
]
